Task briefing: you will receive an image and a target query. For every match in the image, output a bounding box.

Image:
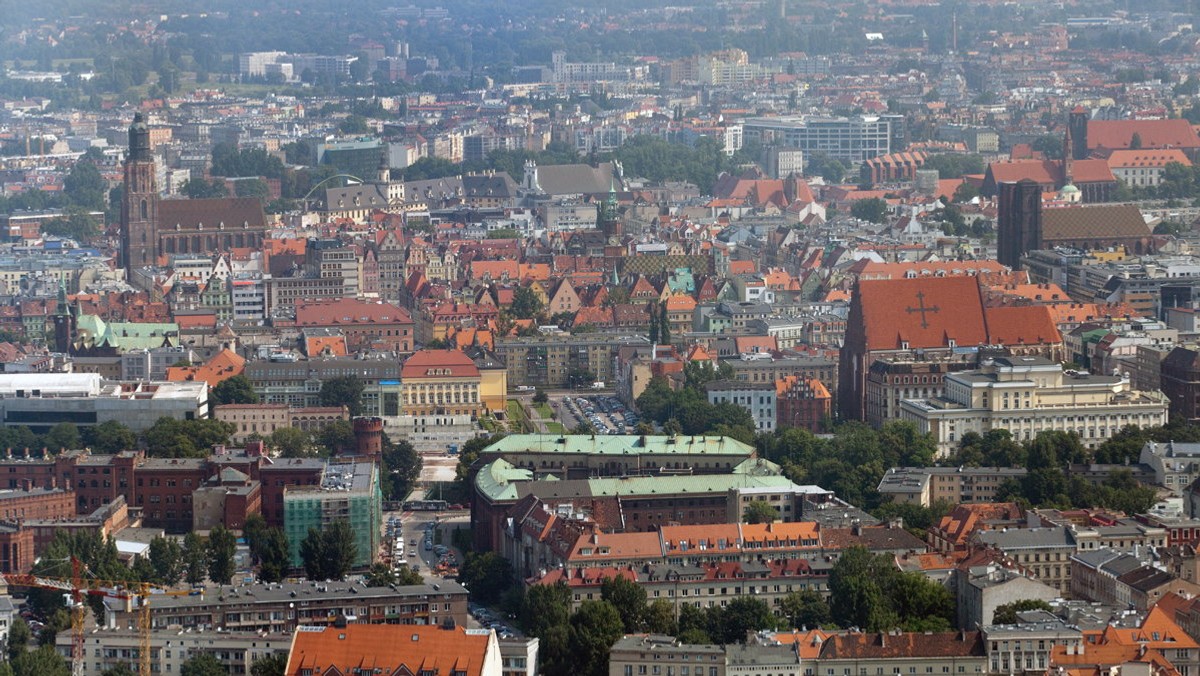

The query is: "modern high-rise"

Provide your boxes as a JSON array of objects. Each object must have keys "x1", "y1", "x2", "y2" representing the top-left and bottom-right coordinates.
[{"x1": 741, "y1": 116, "x2": 892, "y2": 163}]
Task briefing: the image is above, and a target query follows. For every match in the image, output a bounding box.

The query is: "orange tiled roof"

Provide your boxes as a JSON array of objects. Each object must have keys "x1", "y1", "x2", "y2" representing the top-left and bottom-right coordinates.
[
  {"x1": 285, "y1": 624, "x2": 493, "y2": 676},
  {"x1": 1089, "y1": 119, "x2": 1200, "y2": 151},
  {"x1": 165, "y1": 348, "x2": 246, "y2": 388}
]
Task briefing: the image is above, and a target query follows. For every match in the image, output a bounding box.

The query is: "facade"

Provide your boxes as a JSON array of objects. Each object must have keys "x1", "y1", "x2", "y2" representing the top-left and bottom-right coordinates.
[
  {"x1": 495, "y1": 334, "x2": 650, "y2": 389},
  {"x1": 775, "y1": 376, "x2": 831, "y2": 433},
  {"x1": 877, "y1": 467, "x2": 1029, "y2": 507},
  {"x1": 283, "y1": 461, "x2": 381, "y2": 568},
  {"x1": 243, "y1": 359, "x2": 402, "y2": 413},
  {"x1": 472, "y1": 434, "x2": 759, "y2": 480},
  {"x1": 56, "y1": 627, "x2": 292, "y2": 676},
  {"x1": 609, "y1": 635, "x2": 727, "y2": 676},
  {"x1": 899, "y1": 357, "x2": 1168, "y2": 456},
  {"x1": 705, "y1": 380, "x2": 777, "y2": 432},
  {"x1": 1140, "y1": 441, "x2": 1200, "y2": 492},
  {"x1": 0, "y1": 373, "x2": 208, "y2": 433},
  {"x1": 285, "y1": 624, "x2": 502, "y2": 676},
  {"x1": 956, "y1": 564, "x2": 1059, "y2": 629},
  {"x1": 107, "y1": 580, "x2": 469, "y2": 632},
  {"x1": 865, "y1": 359, "x2": 977, "y2": 428},
  {"x1": 215, "y1": 404, "x2": 349, "y2": 442},
  {"x1": 741, "y1": 116, "x2": 892, "y2": 163},
  {"x1": 400, "y1": 350, "x2": 483, "y2": 418},
  {"x1": 1162, "y1": 346, "x2": 1200, "y2": 422},
  {"x1": 293, "y1": 298, "x2": 414, "y2": 352}
]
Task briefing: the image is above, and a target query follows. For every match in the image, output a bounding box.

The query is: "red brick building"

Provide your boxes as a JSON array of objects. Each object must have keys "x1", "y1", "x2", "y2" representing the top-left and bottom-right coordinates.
[
  {"x1": 294, "y1": 298, "x2": 415, "y2": 352},
  {"x1": 776, "y1": 375, "x2": 832, "y2": 433},
  {"x1": 0, "y1": 524, "x2": 33, "y2": 573},
  {"x1": 0, "y1": 486, "x2": 74, "y2": 521}
]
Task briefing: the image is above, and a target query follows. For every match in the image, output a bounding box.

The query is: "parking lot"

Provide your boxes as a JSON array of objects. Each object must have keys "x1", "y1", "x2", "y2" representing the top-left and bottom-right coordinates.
[{"x1": 554, "y1": 394, "x2": 640, "y2": 435}]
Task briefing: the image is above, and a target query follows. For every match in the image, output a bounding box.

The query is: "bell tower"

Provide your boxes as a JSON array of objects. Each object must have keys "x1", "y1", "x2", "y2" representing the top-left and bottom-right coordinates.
[{"x1": 120, "y1": 113, "x2": 159, "y2": 279}]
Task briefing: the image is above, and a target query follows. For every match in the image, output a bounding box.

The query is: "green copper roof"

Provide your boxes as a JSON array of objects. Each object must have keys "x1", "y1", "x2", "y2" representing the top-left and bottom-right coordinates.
[{"x1": 481, "y1": 434, "x2": 756, "y2": 458}]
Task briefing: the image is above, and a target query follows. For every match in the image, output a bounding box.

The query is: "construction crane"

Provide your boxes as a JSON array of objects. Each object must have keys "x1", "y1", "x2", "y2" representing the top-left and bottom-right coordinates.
[{"x1": 1, "y1": 562, "x2": 200, "y2": 676}]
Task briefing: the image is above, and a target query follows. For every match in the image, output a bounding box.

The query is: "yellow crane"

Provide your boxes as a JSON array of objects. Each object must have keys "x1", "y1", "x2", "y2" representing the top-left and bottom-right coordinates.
[{"x1": 1, "y1": 561, "x2": 201, "y2": 676}]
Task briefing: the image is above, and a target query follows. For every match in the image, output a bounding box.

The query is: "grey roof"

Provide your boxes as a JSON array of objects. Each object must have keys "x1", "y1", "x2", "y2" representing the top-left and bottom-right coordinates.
[
  {"x1": 977, "y1": 526, "x2": 1074, "y2": 549},
  {"x1": 535, "y1": 162, "x2": 618, "y2": 196},
  {"x1": 138, "y1": 579, "x2": 465, "y2": 610}
]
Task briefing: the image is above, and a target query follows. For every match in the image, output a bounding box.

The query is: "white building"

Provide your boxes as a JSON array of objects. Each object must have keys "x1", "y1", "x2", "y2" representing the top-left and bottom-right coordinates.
[
  {"x1": 57, "y1": 626, "x2": 292, "y2": 676},
  {"x1": 238, "y1": 51, "x2": 288, "y2": 78},
  {"x1": 0, "y1": 373, "x2": 209, "y2": 433},
  {"x1": 1139, "y1": 440, "x2": 1200, "y2": 493},
  {"x1": 899, "y1": 356, "x2": 1168, "y2": 457},
  {"x1": 705, "y1": 379, "x2": 777, "y2": 432}
]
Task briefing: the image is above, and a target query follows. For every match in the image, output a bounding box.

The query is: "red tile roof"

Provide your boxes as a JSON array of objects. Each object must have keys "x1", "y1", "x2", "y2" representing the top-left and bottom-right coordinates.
[
  {"x1": 1088, "y1": 119, "x2": 1200, "y2": 152},
  {"x1": 854, "y1": 276, "x2": 989, "y2": 351},
  {"x1": 285, "y1": 624, "x2": 495, "y2": 676},
  {"x1": 295, "y1": 298, "x2": 413, "y2": 326},
  {"x1": 400, "y1": 349, "x2": 481, "y2": 379}
]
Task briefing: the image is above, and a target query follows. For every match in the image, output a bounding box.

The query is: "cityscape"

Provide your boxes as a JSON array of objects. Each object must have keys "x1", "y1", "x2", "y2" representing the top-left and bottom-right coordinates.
[{"x1": 5, "y1": 1, "x2": 1200, "y2": 676}]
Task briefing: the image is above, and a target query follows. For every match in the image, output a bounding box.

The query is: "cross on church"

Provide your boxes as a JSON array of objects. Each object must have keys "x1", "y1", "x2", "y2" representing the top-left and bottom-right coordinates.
[{"x1": 905, "y1": 291, "x2": 941, "y2": 329}]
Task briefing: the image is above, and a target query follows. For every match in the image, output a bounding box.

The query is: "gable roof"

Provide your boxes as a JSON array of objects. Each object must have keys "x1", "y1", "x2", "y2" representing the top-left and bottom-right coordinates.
[
  {"x1": 158, "y1": 197, "x2": 267, "y2": 229},
  {"x1": 853, "y1": 276, "x2": 989, "y2": 351},
  {"x1": 1041, "y1": 204, "x2": 1151, "y2": 241},
  {"x1": 1088, "y1": 119, "x2": 1200, "y2": 151},
  {"x1": 285, "y1": 624, "x2": 494, "y2": 676}
]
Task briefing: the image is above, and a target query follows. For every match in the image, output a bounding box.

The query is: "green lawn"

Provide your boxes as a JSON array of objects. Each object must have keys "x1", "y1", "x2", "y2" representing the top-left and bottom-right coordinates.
[
  {"x1": 534, "y1": 402, "x2": 553, "y2": 419},
  {"x1": 545, "y1": 422, "x2": 565, "y2": 434},
  {"x1": 506, "y1": 399, "x2": 533, "y2": 433}
]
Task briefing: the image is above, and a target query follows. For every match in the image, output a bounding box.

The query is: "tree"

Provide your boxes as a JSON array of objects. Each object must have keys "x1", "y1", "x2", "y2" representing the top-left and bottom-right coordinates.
[
  {"x1": 42, "y1": 423, "x2": 80, "y2": 451},
  {"x1": 250, "y1": 655, "x2": 287, "y2": 676},
  {"x1": 142, "y1": 418, "x2": 235, "y2": 458},
  {"x1": 532, "y1": 390, "x2": 548, "y2": 404},
  {"x1": 253, "y1": 527, "x2": 290, "y2": 583},
  {"x1": 677, "y1": 604, "x2": 712, "y2": 644},
  {"x1": 64, "y1": 162, "x2": 107, "y2": 211},
  {"x1": 659, "y1": 303, "x2": 671, "y2": 345},
  {"x1": 780, "y1": 590, "x2": 832, "y2": 629},
  {"x1": 521, "y1": 582, "x2": 572, "y2": 638},
  {"x1": 7, "y1": 617, "x2": 30, "y2": 658},
  {"x1": 828, "y1": 546, "x2": 899, "y2": 631},
  {"x1": 300, "y1": 520, "x2": 357, "y2": 581},
  {"x1": 993, "y1": 599, "x2": 1052, "y2": 625},
  {"x1": 851, "y1": 197, "x2": 889, "y2": 224},
  {"x1": 1130, "y1": 132, "x2": 1143, "y2": 150},
  {"x1": 180, "y1": 178, "x2": 229, "y2": 198},
  {"x1": 743, "y1": 500, "x2": 779, "y2": 524},
  {"x1": 717, "y1": 597, "x2": 778, "y2": 643},
  {"x1": 567, "y1": 367, "x2": 597, "y2": 389},
  {"x1": 366, "y1": 562, "x2": 398, "y2": 587},
  {"x1": 148, "y1": 537, "x2": 184, "y2": 586},
  {"x1": 458, "y1": 551, "x2": 513, "y2": 604},
  {"x1": 180, "y1": 654, "x2": 227, "y2": 676},
  {"x1": 318, "y1": 376, "x2": 365, "y2": 416},
  {"x1": 235, "y1": 178, "x2": 270, "y2": 199},
  {"x1": 510, "y1": 286, "x2": 544, "y2": 320},
  {"x1": 953, "y1": 182, "x2": 980, "y2": 203},
  {"x1": 83, "y1": 420, "x2": 137, "y2": 454},
  {"x1": 182, "y1": 532, "x2": 207, "y2": 584},
  {"x1": 101, "y1": 664, "x2": 137, "y2": 676},
  {"x1": 206, "y1": 525, "x2": 237, "y2": 584},
  {"x1": 268, "y1": 427, "x2": 312, "y2": 458},
  {"x1": 42, "y1": 210, "x2": 101, "y2": 242},
  {"x1": 600, "y1": 575, "x2": 647, "y2": 633},
  {"x1": 10, "y1": 646, "x2": 70, "y2": 676},
  {"x1": 1030, "y1": 134, "x2": 1064, "y2": 160},
  {"x1": 568, "y1": 601, "x2": 624, "y2": 676},
  {"x1": 212, "y1": 375, "x2": 259, "y2": 405},
  {"x1": 648, "y1": 307, "x2": 660, "y2": 344},
  {"x1": 645, "y1": 599, "x2": 678, "y2": 635},
  {"x1": 381, "y1": 436, "x2": 421, "y2": 501},
  {"x1": 317, "y1": 420, "x2": 356, "y2": 456}
]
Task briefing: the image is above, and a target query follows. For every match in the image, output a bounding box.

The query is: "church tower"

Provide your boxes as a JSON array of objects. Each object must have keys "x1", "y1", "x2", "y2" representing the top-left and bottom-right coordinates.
[
  {"x1": 52, "y1": 279, "x2": 73, "y2": 354},
  {"x1": 120, "y1": 113, "x2": 159, "y2": 279},
  {"x1": 596, "y1": 180, "x2": 621, "y2": 241}
]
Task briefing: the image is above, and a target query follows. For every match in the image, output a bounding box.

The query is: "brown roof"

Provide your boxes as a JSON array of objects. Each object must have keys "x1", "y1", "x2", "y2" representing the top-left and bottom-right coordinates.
[
  {"x1": 158, "y1": 197, "x2": 267, "y2": 229},
  {"x1": 295, "y1": 298, "x2": 414, "y2": 326},
  {"x1": 1041, "y1": 204, "x2": 1151, "y2": 241},
  {"x1": 400, "y1": 349, "x2": 480, "y2": 379},
  {"x1": 1088, "y1": 119, "x2": 1200, "y2": 151},
  {"x1": 987, "y1": 159, "x2": 1114, "y2": 185},
  {"x1": 983, "y1": 306, "x2": 1062, "y2": 346},
  {"x1": 285, "y1": 624, "x2": 493, "y2": 676},
  {"x1": 818, "y1": 631, "x2": 984, "y2": 659}
]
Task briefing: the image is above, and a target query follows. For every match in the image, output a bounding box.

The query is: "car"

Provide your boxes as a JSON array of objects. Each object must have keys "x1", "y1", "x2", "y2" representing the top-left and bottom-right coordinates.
[
  {"x1": 410, "y1": 539, "x2": 417, "y2": 546},
  {"x1": 425, "y1": 542, "x2": 433, "y2": 551},
  {"x1": 408, "y1": 551, "x2": 417, "y2": 557}
]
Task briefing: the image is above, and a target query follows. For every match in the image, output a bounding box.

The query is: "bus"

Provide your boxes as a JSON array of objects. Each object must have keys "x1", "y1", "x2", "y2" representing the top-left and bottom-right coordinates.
[{"x1": 403, "y1": 499, "x2": 449, "y2": 511}]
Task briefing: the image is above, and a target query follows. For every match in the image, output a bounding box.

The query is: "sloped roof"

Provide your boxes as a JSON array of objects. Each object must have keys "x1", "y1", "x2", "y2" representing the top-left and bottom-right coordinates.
[
  {"x1": 159, "y1": 197, "x2": 267, "y2": 229},
  {"x1": 853, "y1": 276, "x2": 989, "y2": 351},
  {"x1": 1106, "y1": 149, "x2": 1191, "y2": 168},
  {"x1": 983, "y1": 306, "x2": 1062, "y2": 346},
  {"x1": 400, "y1": 349, "x2": 480, "y2": 379},
  {"x1": 1088, "y1": 119, "x2": 1200, "y2": 151},
  {"x1": 285, "y1": 624, "x2": 494, "y2": 676},
  {"x1": 295, "y1": 298, "x2": 413, "y2": 326},
  {"x1": 535, "y1": 162, "x2": 618, "y2": 196},
  {"x1": 1041, "y1": 204, "x2": 1151, "y2": 241}
]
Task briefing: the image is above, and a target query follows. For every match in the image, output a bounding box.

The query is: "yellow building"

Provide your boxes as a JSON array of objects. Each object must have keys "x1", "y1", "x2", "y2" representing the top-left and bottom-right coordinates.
[
  {"x1": 400, "y1": 349, "x2": 483, "y2": 418},
  {"x1": 466, "y1": 347, "x2": 508, "y2": 414}
]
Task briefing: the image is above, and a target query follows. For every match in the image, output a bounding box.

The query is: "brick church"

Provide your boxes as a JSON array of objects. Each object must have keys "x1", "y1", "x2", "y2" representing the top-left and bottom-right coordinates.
[
  {"x1": 838, "y1": 275, "x2": 1064, "y2": 421},
  {"x1": 121, "y1": 114, "x2": 268, "y2": 281}
]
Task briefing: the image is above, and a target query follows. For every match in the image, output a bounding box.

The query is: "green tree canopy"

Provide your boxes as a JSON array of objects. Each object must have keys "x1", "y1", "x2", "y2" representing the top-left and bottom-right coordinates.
[
  {"x1": 318, "y1": 376, "x2": 365, "y2": 416},
  {"x1": 268, "y1": 427, "x2": 312, "y2": 458},
  {"x1": 206, "y1": 525, "x2": 237, "y2": 584},
  {"x1": 458, "y1": 551, "x2": 513, "y2": 604},
  {"x1": 600, "y1": 575, "x2": 647, "y2": 633},
  {"x1": 211, "y1": 374, "x2": 259, "y2": 405},
  {"x1": 300, "y1": 520, "x2": 357, "y2": 581},
  {"x1": 568, "y1": 601, "x2": 625, "y2": 676},
  {"x1": 779, "y1": 590, "x2": 832, "y2": 629},
  {"x1": 180, "y1": 653, "x2": 227, "y2": 676},
  {"x1": 510, "y1": 286, "x2": 544, "y2": 319},
  {"x1": 148, "y1": 536, "x2": 184, "y2": 586},
  {"x1": 851, "y1": 197, "x2": 889, "y2": 223},
  {"x1": 82, "y1": 420, "x2": 137, "y2": 454},
  {"x1": 743, "y1": 500, "x2": 779, "y2": 524}
]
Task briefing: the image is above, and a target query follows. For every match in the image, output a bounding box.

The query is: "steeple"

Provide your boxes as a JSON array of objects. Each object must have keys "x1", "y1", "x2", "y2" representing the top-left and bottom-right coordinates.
[{"x1": 127, "y1": 113, "x2": 151, "y2": 162}]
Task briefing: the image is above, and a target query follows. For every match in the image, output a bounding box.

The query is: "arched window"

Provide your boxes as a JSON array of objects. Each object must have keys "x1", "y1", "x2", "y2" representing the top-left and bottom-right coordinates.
[{"x1": 140, "y1": 199, "x2": 148, "y2": 220}]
